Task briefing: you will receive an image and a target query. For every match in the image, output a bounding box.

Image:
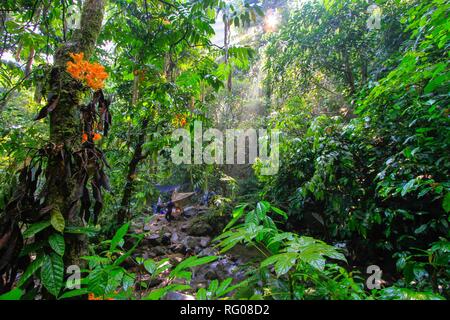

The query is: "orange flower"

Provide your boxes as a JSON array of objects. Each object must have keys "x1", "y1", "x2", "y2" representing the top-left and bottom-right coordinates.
[
  {"x1": 88, "y1": 290, "x2": 119, "y2": 300},
  {"x1": 82, "y1": 132, "x2": 102, "y2": 143},
  {"x1": 67, "y1": 53, "x2": 88, "y2": 80},
  {"x1": 67, "y1": 52, "x2": 108, "y2": 90},
  {"x1": 85, "y1": 62, "x2": 108, "y2": 90},
  {"x1": 88, "y1": 293, "x2": 100, "y2": 300},
  {"x1": 93, "y1": 132, "x2": 102, "y2": 141},
  {"x1": 173, "y1": 114, "x2": 188, "y2": 128},
  {"x1": 70, "y1": 52, "x2": 84, "y2": 64},
  {"x1": 88, "y1": 293, "x2": 114, "y2": 300}
]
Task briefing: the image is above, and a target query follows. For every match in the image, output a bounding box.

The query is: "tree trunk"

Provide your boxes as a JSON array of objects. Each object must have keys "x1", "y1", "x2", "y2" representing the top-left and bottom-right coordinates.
[
  {"x1": 224, "y1": 18, "x2": 232, "y2": 91},
  {"x1": 46, "y1": 0, "x2": 105, "y2": 268},
  {"x1": 25, "y1": 47, "x2": 35, "y2": 77},
  {"x1": 342, "y1": 49, "x2": 355, "y2": 95},
  {"x1": 117, "y1": 118, "x2": 150, "y2": 225}
]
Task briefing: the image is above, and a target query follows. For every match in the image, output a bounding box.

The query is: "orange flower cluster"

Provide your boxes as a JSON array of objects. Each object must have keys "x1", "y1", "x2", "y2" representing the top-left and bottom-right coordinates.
[
  {"x1": 173, "y1": 114, "x2": 187, "y2": 128},
  {"x1": 67, "y1": 52, "x2": 108, "y2": 90},
  {"x1": 88, "y1": 293, "x2": 113, "y2": 301},
  {"x1": 82, "y1": 132, "x2": 102, "y2": 143}
]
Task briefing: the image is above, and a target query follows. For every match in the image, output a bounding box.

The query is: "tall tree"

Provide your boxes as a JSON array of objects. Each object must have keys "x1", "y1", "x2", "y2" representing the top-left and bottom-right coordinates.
[
  {"x1": 0, "y1": 0, "x2": 107, "y2": 295},
  {"x1": 45, "y1": 0, "x2": 106, "y2": 268}
]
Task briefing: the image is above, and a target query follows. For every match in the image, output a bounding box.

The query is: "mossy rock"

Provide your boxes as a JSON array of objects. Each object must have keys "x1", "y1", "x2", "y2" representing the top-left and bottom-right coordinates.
[
  {"x1": 187, "y1": 219, "x2": 213, "y2": 237},
  {"x1": 187, "y1": 209, "x2": 228, "y2": 236}
]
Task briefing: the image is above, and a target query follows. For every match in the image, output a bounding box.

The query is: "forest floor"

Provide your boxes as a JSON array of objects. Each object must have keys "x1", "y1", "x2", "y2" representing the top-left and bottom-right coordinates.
[{"x1": 128, "y1": 206, "x2": 259, "y2": 299}]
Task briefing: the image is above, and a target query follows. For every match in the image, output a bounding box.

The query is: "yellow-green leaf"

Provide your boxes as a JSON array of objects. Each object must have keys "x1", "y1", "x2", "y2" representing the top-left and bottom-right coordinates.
[{"x1": 50, "y1": 207, "x2": 65, "y2": 233}]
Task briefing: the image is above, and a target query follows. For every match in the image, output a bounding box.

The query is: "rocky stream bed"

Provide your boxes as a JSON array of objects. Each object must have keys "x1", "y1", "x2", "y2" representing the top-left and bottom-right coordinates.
[{"x1": 128, "y1": 206, "x2": 260, "y2": 300}]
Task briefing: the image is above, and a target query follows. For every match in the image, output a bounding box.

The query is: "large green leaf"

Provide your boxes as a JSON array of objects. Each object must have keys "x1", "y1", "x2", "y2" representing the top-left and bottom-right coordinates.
[
  {"x1": 144, "y1": 284, "x2": 191, "y2": 300},
  {"x1": 23, "y1": 221, "x2": 51, "y2": 238},
  {"x1": 261, "y1": 253, "x2": 297, "y2": 276},
  {"x1": 270, "y1": 206, "x2": 288, "y2": 219},
  {"x1": 224, "y1": 204, "x2": 247, "y2": 231},
  {"x1": 58, "y1": 289, "x2": 89, "y2": 300},
  {"x1": 86, "y1": 266, "x2": 108, "y2": 296},
  {"x1": 143, "y1": 259, "x2": 157, "y2": 275},
  {"x1": 41, "y1": 253, "x2": 64, "y2": 297},
  {"x1": 170, "y1": 256, "x2": 218, "y2": 278},
  {"x1": 274, "y1": 253, "x2": 297, "y2": 276},
  {"x1": 0, "y1": 288, "x2": 23, "y2": 300},
  {"x1": 110, "y1": 222, "x2": 130, "y2": 251},
  {"x1": 50, "y1": 207, "x2": 65, "y2": 233},
  {"x1": 196, "y1": 287, "x2": 207, "y2": 300},
  {"x1": 443, "y1": 193, "x2": 450, "y2": 213},
  {"x1": 113, "y1": 234, "x2": 143, "y2": 266},
  {"x1": 216, "y1": 278, "x2": 234, "y2": 297},
  {"x1": 424, "y1": 74, "x2": 446, "y2": 94},
  {"x1": 256, "y1": 201, "x2": 269, "y2": 219},
  {"x1": 81, "y1": 255, "x2": 110, "y2": 268},
  {"x1": 48, "y1": 233, "x2": 65, "y2": 256},
  {"x1": 17, "y1": 255, "x2": 44, "y2": 287},
  {"x1": 64, "y1": 225, "x2": 100, "y2": 236}
]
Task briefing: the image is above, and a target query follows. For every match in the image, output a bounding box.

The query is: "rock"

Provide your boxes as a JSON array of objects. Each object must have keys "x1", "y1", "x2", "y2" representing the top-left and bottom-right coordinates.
[
  {"x1": 159, "y1": 225, "x2": 171, "y2": 235},
  {"x1": 164, "y1": 292, "x2": 195, "y2": 300},
  {"x1": 184, "y1": 236, "x2": 202, "y2": 250},
  {"x1": 200, "y1": 237, "x2": 211, "y2": 248},
  {"x1": 187, "y1": 220, "x2": 213, "y2": 237},
  {"x1": 170, "y1": 232, "x2": 179, "y2": 243},
  {"x1": 198, "y1": 247, "x2": 216, "y2": 257},
  {"x1": 143, "y1": 224, "x2": 152, "y2": 232},
  {"x1": 204, "y1": 270, "x2": 219, "y2": 280},
  {"x1": 228, "y1": 244, "x2": 264, "y2": 261},
  {"x1": 130, "y1": 220, "x2": 143, "y2": 233},
  {"x1": 161, "y1": 233, "x2": 171, "y2": 245},
  {"x1": 194, "y1": 259, "x2": 234, "y2": 282},
  {"x1": 191, "y1": 237, "x2": 210, "y2": 254},
  {"x1": 151, "y1": 246, "x2": 167, "y2": 257},
  {"x1": 183, "y1": 207, "x2": 198, "y2": 218},
  {"x1": 148, "y1": 278, "x2": 163, "y2": 288},
  {"x1": 215, "y1": 262, "x2": 230, "y2": 279},
  {"x1": 169, "y1": 243, "x2": 187, "y2": 254},
  {"x1": 182, "y1": 236, "x2": 210, "y2": 251},
  {"x1": 145, "y1": 234, "x2": 161, "y2": 246},
  {"x1": 140, "y1": 252, "x2": 150, "y2": 259},
  {"x1": 167, "y1": 253, "x2": 185, "y2": 265}
]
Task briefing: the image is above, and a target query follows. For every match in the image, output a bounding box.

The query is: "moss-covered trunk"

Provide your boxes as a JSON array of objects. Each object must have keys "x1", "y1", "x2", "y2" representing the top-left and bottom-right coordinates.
[{"x1": 46, "y1": 0, "x2": 105, "y2": 268}]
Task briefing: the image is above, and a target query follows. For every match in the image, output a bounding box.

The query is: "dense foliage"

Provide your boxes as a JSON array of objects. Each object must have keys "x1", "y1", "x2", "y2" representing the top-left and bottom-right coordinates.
[{"x1": 259, "y1": 0, "x2": 449, "y2": 296}]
